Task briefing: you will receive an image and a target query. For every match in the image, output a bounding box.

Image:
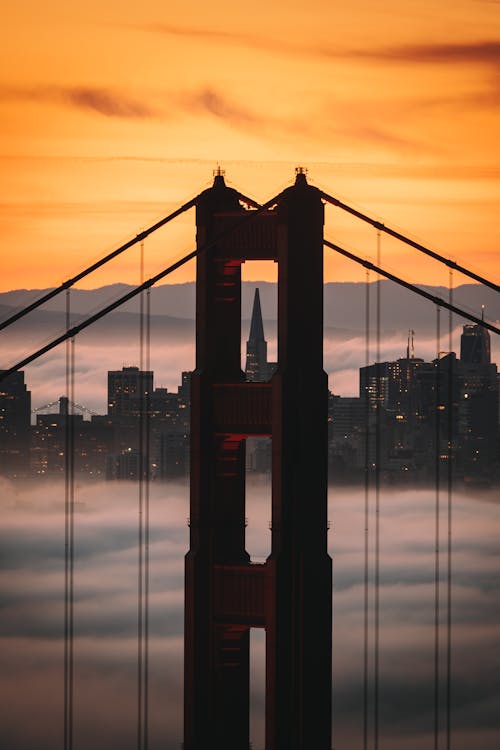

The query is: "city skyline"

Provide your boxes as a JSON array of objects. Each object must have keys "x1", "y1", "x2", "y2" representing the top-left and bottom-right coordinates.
[
  {"x1": 12, "y1": 319, "x2": 498, "y2": 419},
  {"x1": 1, "y1": 278, "x2": 498, "y2": 416},
  {"x1": 2, "y1": 314, "x2": 498, "y2": 485}
]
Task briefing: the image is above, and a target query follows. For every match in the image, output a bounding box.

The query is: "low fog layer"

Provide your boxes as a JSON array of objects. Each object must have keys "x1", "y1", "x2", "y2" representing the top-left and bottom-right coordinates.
[{"x1": 1, "y1": 479, "x2": 499, "y2": 750}]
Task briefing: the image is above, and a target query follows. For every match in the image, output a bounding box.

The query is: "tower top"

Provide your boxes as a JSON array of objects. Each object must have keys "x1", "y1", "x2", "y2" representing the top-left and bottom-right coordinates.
[
  {"x1": 213, "y1": 165, "x2": 226, "y2": 187},
  {"x1": 197, "y1": 165, "x2": 240, "y2": 212},
  {"x1": 294, "y1": 165, "x2": 308, "y2": 186}
]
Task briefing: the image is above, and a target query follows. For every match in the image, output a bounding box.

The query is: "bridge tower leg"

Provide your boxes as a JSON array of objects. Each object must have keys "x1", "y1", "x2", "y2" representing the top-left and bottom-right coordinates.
[
  {"x1": 184, "y1": 170, "x2": 332, "y2": 750},
  {"x1": 266, "y1": 173, "x2": 332, "y2": 750}
]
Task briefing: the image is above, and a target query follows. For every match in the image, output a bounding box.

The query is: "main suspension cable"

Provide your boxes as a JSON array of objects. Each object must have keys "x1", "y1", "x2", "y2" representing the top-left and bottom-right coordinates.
[
  {"x1": 323, "y1": 240, "x2": 500, "y2": 336},
  {"x1": 0, "y1": 197, "x2": 199, "y2": 332},
  {"x1": 321, "y1": 192, "x2": 499, "y2": 293},
  {"x1": 0, "y1": 188, "x2": 259, "y2": 333},
  {"x1": 0, "y1": 192, "x2": 284, "y2": 381}
]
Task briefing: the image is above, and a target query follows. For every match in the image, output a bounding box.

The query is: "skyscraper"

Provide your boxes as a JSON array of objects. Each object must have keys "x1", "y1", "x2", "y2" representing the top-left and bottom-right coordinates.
[
  {"x1": 459, "y1": 323, "x2": 498, "y2": 468},
  {"x1": 460, "y1": 322, "x2": 491, "y2": 365},
  {"x1": 0, "y1": 370, "x2": 31, "y2": 476},
  {"x1": 107, "y1": 366, "x2": 153, "y2": 418},
  {"x1": 245, "y1": 288, "x2": 275, "y2": 381}
]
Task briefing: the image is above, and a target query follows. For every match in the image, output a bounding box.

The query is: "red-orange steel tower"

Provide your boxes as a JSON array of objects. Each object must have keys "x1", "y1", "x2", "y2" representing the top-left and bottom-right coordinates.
[{"x1": 184, "y1": 170, "x2": 332, "y2": 750}]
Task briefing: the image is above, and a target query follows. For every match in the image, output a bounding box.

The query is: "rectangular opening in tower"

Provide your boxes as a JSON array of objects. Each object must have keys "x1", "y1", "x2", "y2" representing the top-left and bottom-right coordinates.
[
  {"x1": 250, "y1": 627, "x2": 266, "y2": 750},
  {"x1": 245, "y1": 454, "x2": 271, "y2": 561}
]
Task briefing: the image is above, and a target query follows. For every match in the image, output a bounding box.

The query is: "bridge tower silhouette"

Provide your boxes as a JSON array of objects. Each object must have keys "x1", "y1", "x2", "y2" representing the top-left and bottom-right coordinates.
[{"x1": 184, "y1": 169, "x2": 332, "y2": 750}]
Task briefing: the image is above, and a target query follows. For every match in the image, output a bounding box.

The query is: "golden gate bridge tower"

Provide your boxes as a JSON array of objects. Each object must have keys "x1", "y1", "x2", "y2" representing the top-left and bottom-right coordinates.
[{"x1": 184, "y1": 169, "x2": 332, "y2": 749}]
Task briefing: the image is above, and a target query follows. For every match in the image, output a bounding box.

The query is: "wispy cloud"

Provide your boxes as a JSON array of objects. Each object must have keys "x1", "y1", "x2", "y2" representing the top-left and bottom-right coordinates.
[
  {"x1": 329, "y1": 40, "x2": 500, "y2": 107},
  {"x1": 347, "y1": 40, "x2": 500, "y2": 66},
  {"x1": 145, "y1": 22, "x2": 253, "y2": 44},
  {"x1": 64, "y1": 87, "x2": 153, "y2": 117},
  {"x1": 179, "y1": 87, "x2": 258, "y2": 126},
  {"x1": 140, "y1": 22, "x2": 298, "y2": 56},
  {"x1": 141, "y1": 23, "x2": 500, "y2": 72},
  {"x1": 0, "y1": 85, "x2": 155, "y2": 118}
]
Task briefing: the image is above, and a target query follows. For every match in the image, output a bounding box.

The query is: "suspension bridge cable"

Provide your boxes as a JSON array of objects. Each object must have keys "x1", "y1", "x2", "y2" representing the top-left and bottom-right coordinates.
[
  {"x1": 235, "y1": 192, "x2": 262, "y2": 209},
  {"x1": 137, "y1": 241, "x2": 152, "y2": 750},
  {"x1": 69, "y1": 336, "x2": 75, "y2": 750},
  {"x1": 143, "y1": 286, "x2": 151, "y2": 750},
  {"x1": 137, "y1": 241, "x2": 145, "y2": 750},
  {"x1": 323, "y1": 240, "x2": 500, "y2": 336},
  {"x1": 64, "y1": 290, "x2": 76, "y2": 750},
  {"x1": 374, "y1": 231, "x2": 382, "y2": 750},
  {"x1": 0, "y1": 192, "x2": 285, "y2": 381},
  {"x1": 2, "y1": 230, "x2": 498, "y2": 386},
  {"x1": 64, "y1": 293, "x2": 70, "y2": 750},
  {"x1": 446, "y1": 274, "x2": 454, "y2": 750},
  {"x1": 434, "y1": 306, "x2": 441, "y2": 750},
  {"x1": 363, "y1": 270, "x2": 370, "y2": 750},
  {"x1": 0, "y1": 197, "x2": 199, "y2": 332},
  {"x1": 320, "y1": 192, "x2": 500, "y2": 293},
  {"x1": 0, "y1": 188, "x2": 258, "y2": 333}
]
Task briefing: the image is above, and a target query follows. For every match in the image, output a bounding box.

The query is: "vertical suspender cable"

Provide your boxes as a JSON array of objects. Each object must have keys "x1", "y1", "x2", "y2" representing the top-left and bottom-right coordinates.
[
  {"x1": 64, "y1": 292, "x2": 70, "y2": 750},
  {"x1": 137, "y1": 239, "x2": 151, "y2": 750},
  {"x1": 363, "y1": 270, "x2": 371, "y2": 750},
  {"x1": 137, "y1": 240, "x2": 145, "y2": 750},
  {"x1": 374, "y1": 230, "x2": 381, "y2": 750},
  {"x1": 64, "y1": 289, "x2": 75, "y2": 750},
  {"x1": 143, "y1": 285, "x2": 151, "y2": 750},
  {"x1": 434, "y1": 306, "x2": 441, "y2": 750},
  {"x1": 69, "y1": 335, "x2": 75, "y2": 750},
  {"x1": 446, "y1": 273, "x2": 453, "y2": 750}
]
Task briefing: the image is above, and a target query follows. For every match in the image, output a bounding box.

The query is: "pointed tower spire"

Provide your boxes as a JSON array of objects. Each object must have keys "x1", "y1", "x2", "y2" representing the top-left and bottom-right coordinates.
[
  {"x1": 245, "y1": 288, "x2": 268, "y2": 381},
  {"x1": 249, "y1": 287, "x2": 265, "y2": 342}
]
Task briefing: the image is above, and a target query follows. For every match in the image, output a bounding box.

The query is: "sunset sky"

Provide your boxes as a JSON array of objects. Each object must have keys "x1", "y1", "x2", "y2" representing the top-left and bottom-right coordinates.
[{"x1": 1, "y1": 0, "x2": 499, "y2": 291}]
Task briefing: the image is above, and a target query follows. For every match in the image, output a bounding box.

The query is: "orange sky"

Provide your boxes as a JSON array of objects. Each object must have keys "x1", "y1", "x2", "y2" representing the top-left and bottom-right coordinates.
[{"x1": 1, "y1": 0, "x2": 499, "y2": 292}]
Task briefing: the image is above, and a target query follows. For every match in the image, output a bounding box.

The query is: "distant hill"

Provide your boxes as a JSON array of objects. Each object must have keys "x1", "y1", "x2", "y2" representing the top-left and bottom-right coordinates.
[
  {"x1": 1, "y1": 281, "x2": 498, "y2": 409},
  {"x1": 1, "y1": 280, "x2": 497, "y2": 335}
]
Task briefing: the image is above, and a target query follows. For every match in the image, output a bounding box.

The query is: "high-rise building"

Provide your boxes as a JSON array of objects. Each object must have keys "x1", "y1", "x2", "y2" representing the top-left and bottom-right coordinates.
[
  {"x1": 359, "y1": 361, "x2": 392, "y2": 410},
  {"x1": 0, "y1": 370, "x2": 31, "y2": 477},
  {"x1": 460, "y1": 322, "x2": 491, "y2": 365},
  {"x1": 245, "y1": 288, "x2": 276, "y2": 381},
  {"x1": 149, "y1": 372, "x2": 192, "y2": 478},
  {"x1": 458, "y1": 324, "x2": 498, "y2": 468},
  {"x1": 107, "y1": 366, "x2": 153, "y2": 418},
  {"x1": 31, "y1": 396, "x2": 113, "y2": 478},
  {"x1": 360, "y1": 334, "x2": 435, "y2": 420}
]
